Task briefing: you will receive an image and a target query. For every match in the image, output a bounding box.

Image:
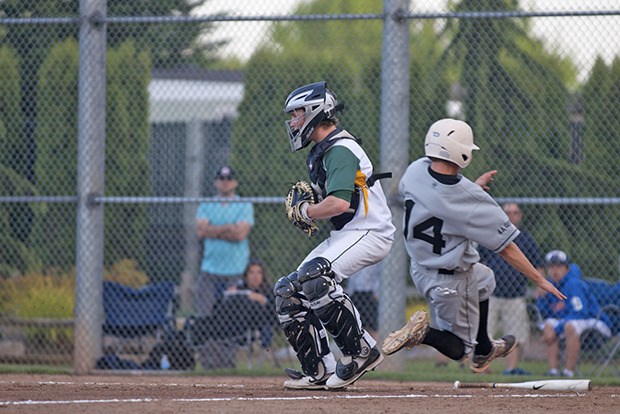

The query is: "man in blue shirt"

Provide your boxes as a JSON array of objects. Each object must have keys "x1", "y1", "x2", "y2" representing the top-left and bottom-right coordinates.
[
  {"x1": 195, "y1": 166, "x2": 254, "y2": 317},
  {"x1": 479, "y1": 203, "x2": 544, "y2": 375},
  {"x1": 536, "y1": 250, "x2": 612, "y2": 378}
]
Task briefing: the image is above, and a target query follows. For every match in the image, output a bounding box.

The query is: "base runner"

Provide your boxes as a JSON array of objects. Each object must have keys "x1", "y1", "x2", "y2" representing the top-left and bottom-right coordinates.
[{"x1": 382, "y1": 118, "x2": 566, "y2": 373}]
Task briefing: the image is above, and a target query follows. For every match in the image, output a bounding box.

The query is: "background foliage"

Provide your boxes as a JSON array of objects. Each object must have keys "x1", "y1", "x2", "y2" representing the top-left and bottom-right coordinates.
[{"x1": 0, "y1": 0, "x2": 617, "y2": 373}]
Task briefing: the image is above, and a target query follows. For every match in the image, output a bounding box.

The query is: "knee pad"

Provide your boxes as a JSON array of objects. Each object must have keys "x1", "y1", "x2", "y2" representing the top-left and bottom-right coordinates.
[
  {"x1": 274, "y1": 273, "x2": 305, "y2": 318},
  {"x1": 299, "y1": 257, "x2": 337, "y2": 308},
  {"x1": 274, "y1": 272, "x2": 301, "y2": 299},
  {"x1": 298, "y1": 257, "x2": 333, "y2": 284}
]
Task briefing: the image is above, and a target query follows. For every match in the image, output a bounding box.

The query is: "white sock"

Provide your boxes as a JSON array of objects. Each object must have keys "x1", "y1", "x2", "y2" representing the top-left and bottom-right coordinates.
[{"x1": 562, "y1": 368, "x2": 575, "y2": 378}]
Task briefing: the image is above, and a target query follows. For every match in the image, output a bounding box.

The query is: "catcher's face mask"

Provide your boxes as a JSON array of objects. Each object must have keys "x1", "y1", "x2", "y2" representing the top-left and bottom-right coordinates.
[
  {"x1": 283, "y1": 81, "x2": 339, "y2": 152},
  {"x1": 288, "y1": 109, "x2": 305, "y2": 129},
  {"x1": 285, "y1": 109, "x2": 306, "y2": 149}
]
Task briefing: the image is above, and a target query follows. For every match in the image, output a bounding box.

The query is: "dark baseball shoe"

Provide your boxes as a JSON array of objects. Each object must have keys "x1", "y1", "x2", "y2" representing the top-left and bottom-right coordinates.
[
  {"x1": 471, "y1": 335, "x2": 517, "y2": 373},
  {"x1": 325, "y1": 346, "x2": 384, "y2": 389},
  {"x1": 381, "y1": 310, "x2": 430, "y2": 355},
  {"x1": 283, "y1": 368, "x2": 333, "y2": 390}
]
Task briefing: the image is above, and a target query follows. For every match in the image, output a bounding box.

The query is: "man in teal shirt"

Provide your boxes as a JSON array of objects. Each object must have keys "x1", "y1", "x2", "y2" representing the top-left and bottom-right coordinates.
[{"x1": 195, "y1": 166, "x2": 254, "y2": 317}]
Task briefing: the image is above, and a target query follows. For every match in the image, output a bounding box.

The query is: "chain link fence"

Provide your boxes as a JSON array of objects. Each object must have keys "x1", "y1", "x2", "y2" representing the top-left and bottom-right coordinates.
[{"x1": 0, "y1": 0, "x2": 618, "y2": 377}]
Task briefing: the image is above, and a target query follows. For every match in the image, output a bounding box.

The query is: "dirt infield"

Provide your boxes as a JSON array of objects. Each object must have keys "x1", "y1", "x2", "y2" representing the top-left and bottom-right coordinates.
[{"x1": 0, "y1": 374, "x2": 618, "y2": 414}]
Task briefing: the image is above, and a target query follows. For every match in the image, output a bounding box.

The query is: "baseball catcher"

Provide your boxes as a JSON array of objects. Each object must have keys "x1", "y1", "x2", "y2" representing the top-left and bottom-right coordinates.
[
  {"x1": 274, "y1": 81, "x2": 395, "y2": 391},
  {"x1": 285, "y1": 180, "x2": 318, "y2": 236}
]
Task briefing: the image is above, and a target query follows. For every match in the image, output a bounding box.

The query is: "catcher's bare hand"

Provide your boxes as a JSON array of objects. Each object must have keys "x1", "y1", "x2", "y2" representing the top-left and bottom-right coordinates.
[{"x1": 285, "y1": 181, "x2": 319, "y2": 236}]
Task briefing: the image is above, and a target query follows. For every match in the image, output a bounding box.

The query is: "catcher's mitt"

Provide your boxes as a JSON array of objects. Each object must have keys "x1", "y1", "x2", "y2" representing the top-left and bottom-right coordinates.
[{"x1": 285, "y1": 180, "x2": 318, "y2": 236}]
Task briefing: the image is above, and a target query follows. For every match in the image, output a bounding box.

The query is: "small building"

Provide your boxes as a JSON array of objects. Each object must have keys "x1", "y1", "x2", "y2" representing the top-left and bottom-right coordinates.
[{"x1": 146, "y1": 68, "x2": 244, "y2": 300}]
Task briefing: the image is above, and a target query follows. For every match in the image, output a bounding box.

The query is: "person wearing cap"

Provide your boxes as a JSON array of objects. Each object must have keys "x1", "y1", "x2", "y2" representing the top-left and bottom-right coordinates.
[
  {"x1": 195, "y1": 166, "x2": 255, "y2": 318},
  {"x1": 536, "y1": 250, "x2": 612, "y2": 378}
]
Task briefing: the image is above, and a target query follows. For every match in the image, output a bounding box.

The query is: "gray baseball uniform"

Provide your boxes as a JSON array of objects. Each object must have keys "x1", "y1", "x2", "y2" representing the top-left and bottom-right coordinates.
[{"x1": 399, "y1": 157, "x2": 520, "y2": 352}]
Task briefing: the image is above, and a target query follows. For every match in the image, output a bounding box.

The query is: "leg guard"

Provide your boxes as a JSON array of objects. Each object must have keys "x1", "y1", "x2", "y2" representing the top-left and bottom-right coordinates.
[
  {"x1": 274, "y1": 273, "x2": 331, "y2": 379},
  {"x1": 299, "y1": 257, "x2": 370, "y2": 357}
]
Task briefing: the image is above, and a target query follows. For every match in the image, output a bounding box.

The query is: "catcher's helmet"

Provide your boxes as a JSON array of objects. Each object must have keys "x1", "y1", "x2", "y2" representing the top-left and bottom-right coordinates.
[
  {"x1": 424, "y1": 118, "x2": 479, "y2": 168},
  {"x1": 284, "y1": 81, "x2": 340, "y2": 152}
]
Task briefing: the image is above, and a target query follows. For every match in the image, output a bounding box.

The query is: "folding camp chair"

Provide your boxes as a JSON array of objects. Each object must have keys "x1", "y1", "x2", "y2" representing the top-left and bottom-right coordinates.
[
  {"x1": 586, "y1": 278, "x2": 620, "y2": 377},
  {"x1": 102, "y1": 281, "x2": 176, "y2": 358}
]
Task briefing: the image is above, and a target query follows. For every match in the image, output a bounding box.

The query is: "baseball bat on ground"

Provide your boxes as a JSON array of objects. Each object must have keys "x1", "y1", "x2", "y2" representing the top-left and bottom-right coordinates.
[{"x1": 453, "y1": 379, "x2": 591, "y2": 391}]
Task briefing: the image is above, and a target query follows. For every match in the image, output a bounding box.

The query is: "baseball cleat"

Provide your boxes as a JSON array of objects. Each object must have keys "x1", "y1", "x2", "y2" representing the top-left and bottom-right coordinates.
[
  {"x1": 470, "y1": 335, "x2": 517, "y2": 373},
  {"x1": 283, "y1": 375, "x2": 330, "y2": 390},
  {"x1": 325, "y1": 346, "x2": 384, "y2": 389},
  {"x1": 283, "y1": 367, "x2": 333, "y2": 390},
  {"x1": 381, "y1": 310, "x2": 430, "y2": 355}
]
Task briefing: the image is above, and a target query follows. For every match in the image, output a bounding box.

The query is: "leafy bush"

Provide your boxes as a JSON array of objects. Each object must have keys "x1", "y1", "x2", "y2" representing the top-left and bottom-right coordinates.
[
  {"x1": 0, "y1": 259, "x2": 149, "y2": 351},
  {"x1": 0, "y1": 271, "x2": 75, "y2": 319},
  {"x1": 103, "y1": 258, "x2": 149, "y2": 288},
  {"x1": 0, "y1": 270, "x2": 75, "y2": 350}
]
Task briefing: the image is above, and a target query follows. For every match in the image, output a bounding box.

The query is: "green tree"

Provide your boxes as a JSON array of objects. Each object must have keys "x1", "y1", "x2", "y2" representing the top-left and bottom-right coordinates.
[
  {"x1": 582, "y1": 57, "x2": 620, "y2": 180},
  {"x1": 0, "y1": 0, "x2": 222, "y2": 73},
  {"x1": 31, "y1": 40, "x2": 151, "y2": 270},
  {"x1": 574, "y1": 57, "x2": 620, "y2": 277},
  {"x1": 442, "y1": 0, "x2": 576, "y2": 187},
  {"x1": 442, "y1": 0, "x2": 617, "y2": 278},
  {"x1": 0, "y1": 0, "x2": 224, "y2": 256},
  {"x1": 106, "y1": 0, "x2": 223, "y2": 69},
  {"x1": 0, "y1": 46, "x2": 39, "y2": 275},
  {"x1": 0, "y1": 0, "x2": 222, "y2": 177},
  {"x1": 104, "y1": 41, "x2": 151, "y2": 267},
  {"x1": 270, "y1": 0, "x2": 383, "y2": 71},
  {"x1": 231, "y1": 1, "x2": 448, "y2": 278},
  {"x1": 30, "y1": 39, "x2": 79, "y2": 269}
]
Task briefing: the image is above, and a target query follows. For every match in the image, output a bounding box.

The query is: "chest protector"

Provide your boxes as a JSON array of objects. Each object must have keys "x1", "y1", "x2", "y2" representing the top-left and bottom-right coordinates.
[{"x1": 306, "y1": 129, "x2": 390, "y2": 230}]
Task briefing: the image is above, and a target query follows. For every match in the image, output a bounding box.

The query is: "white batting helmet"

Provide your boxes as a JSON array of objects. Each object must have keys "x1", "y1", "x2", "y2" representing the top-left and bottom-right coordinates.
[
  {"x1": 424, "y1": 118, "x2": 479, "y2": 168},
  {"x1": 283, "y1": 81, "x2": 340, "y2": 152}
]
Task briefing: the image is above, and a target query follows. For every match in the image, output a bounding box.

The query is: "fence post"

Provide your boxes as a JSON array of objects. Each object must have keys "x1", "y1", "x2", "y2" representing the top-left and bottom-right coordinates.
[
  {"x1": 181, "y1": 118, "x2": 205, "y2": 313},
  {"x1": 378, "y1": 0, "x2": 410, "y2": 371},
  {"x1": 74, "y1": 0, "x2": 107, "y2": 375}
]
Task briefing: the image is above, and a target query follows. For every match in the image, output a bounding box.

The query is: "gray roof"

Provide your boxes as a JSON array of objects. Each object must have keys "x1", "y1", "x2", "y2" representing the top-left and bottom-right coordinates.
[{"x1": 151, "y1": 67, "x2": 244, "y2": 83}]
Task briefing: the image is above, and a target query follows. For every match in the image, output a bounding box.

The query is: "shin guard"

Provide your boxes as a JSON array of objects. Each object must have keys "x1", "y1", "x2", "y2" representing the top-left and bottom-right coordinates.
[{"x1": 275, "y1": 274, "x2": 331, "y2": 379}]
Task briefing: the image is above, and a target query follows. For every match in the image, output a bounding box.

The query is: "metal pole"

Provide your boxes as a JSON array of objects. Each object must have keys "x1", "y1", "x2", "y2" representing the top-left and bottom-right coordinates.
[
  {"x1": 378, "y1": 0, "x2": 410, "y2": 371},
  {"x1": 74, "y1": 0, "x2": 107, "y2": 374},
  {"x1": 180, "y1": 119, "x2": 205, "y2": 313}
]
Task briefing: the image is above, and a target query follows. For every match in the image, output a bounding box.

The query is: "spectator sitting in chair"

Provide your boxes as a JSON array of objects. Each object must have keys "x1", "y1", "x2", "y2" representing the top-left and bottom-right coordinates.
[
  {"x1": 535, "y1": 250, "x2": 612, "y2": 378},
  {"x1": 226, "y1": 259, "x2": 277, "y2": 350},
  {"x1": 192, "y1": 260, "x2": 275, "y2": 369}
]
